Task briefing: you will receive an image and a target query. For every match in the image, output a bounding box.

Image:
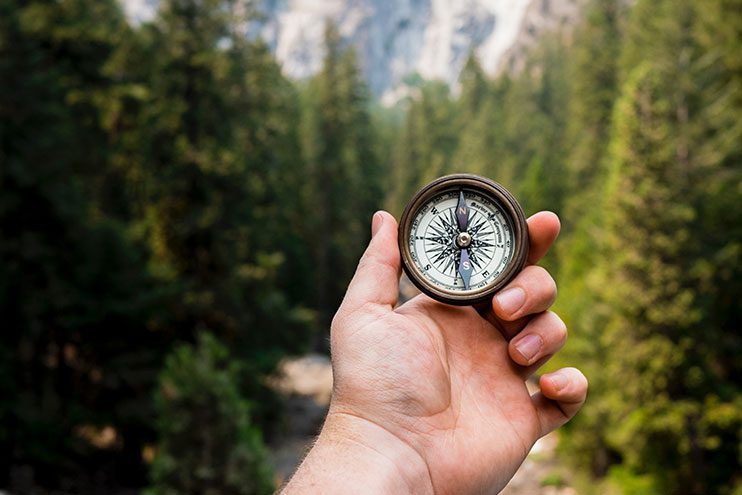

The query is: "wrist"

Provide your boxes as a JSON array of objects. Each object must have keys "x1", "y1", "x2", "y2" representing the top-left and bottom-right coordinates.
[{"x1": 282, "y1": 408, "x2": 433, "y2": 494}]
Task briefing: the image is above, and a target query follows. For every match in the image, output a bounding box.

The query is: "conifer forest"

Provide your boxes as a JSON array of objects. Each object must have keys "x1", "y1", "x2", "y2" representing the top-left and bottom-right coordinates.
[{"x1": 0, "y1": 0, "x2": 740, "y2": 494}]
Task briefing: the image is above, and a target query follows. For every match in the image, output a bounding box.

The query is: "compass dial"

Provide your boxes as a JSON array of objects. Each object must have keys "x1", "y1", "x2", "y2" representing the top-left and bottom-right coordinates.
[
  {"x1": 408, "y1": 189, "x2": 515, "y2": 292},
  {"x1": 398, "y1": 174, "x2": 529, "y2": 306}
]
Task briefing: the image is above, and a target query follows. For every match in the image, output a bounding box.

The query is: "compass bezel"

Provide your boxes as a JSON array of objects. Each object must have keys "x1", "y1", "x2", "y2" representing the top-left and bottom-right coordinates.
[{"x1": 398, "y1": 174, "x2": 529, "y2": 306}]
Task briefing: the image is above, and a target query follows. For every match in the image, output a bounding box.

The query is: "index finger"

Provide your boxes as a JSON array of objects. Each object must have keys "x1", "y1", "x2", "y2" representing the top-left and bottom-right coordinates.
[{"x1": 526, "y1": 211, "x2": 561, "y2": 265}]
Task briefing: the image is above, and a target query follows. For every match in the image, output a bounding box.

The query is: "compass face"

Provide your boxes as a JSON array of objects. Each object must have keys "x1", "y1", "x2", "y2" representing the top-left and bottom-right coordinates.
[
  {"x1": 398, "y1": 174, "x2": 528, "y2": 306},
  {"x1": 407, "y1": 189, "x2": 514, "y2": 292}
]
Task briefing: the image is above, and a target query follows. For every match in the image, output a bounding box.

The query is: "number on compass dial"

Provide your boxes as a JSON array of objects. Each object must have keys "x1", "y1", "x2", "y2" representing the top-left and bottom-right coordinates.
[{"x1": 407, "y1": 189, "x2": 515, "y2": 292}]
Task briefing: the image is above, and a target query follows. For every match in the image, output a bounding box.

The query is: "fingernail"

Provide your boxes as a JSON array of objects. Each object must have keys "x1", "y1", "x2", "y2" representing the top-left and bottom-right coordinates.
[
  {"x1": 514, "y1": 334, "x2": 542, "y2": 363},
  {"x1": 549, "y1": 372, "x2": 569, "y2": 391},
  {"x1": 371, "y1": 211, "x2": 384, "y2": 238},
  {"x1": 495, "y1": 287, "x2": 526, "y2": 315}
]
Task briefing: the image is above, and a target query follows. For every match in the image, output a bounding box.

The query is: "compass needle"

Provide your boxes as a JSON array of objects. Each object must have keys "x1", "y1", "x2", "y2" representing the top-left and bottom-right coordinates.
[
  {"x1": 458, "y1": 249, "x2": 473, "y2": 290},
  {"x1": 456, "y1": 190, "x2": 469, "y2": 231}
]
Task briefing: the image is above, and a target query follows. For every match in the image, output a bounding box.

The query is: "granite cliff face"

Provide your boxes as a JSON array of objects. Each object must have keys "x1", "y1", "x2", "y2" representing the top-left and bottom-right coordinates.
[
  {"x1": 249, "y1": 0, "x2": 534, "y2": 101},
  {"x1": 249, "y1": 0, "x2": 584, "y2": 102},
  {"x1": 123, "y1": 0, "x2": 583, "y2": 102},
  {"x1": 498, "y1": 0, "x2": 582, "y2": 73}
]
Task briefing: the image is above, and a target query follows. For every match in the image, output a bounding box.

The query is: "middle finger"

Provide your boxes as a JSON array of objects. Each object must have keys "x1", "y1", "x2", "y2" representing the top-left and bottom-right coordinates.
[{"x1": 489, "y1": 265, "x2": 557, "y2": 338}]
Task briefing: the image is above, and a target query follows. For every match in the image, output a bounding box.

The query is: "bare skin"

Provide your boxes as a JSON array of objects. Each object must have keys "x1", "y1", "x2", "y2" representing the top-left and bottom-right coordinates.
[{"x1": 283, "y1": 210, "x2": 588, "y2": 495}]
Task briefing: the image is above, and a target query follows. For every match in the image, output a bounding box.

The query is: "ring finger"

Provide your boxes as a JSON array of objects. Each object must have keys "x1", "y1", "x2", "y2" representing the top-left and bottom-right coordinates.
[
  {"x1": 490, "y1": 265, "x2": 557, "y2": 338},
  {"x1": 508, "y1": 311, "x2": 568, "y2": 378}
]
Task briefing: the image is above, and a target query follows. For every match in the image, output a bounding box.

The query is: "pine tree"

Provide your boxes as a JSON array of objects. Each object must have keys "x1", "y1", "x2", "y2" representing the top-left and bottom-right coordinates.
[
  {"x1": 148, "y1": 333, "x2": 274, "y2": 495},
  {"x1": 387, "y1": 81, "x2": 459, "y2": 214},
  {"x1": 563, "y1": 0, "x2": 624, "y2": 211},
  {"x1": 600, "y1": 61, "x2": 700, "y2": 493},
  {"x1": 134, "y1": 0, "x2": 314, "y2": 430},
  {"x1": 467, "y1": 35, "x2": 571, "y2": 224},
  {"x1": 579, "y1": 1, "x2": 741, "y2": 491},
  {"x1": 0, "y1": 0, "x2": 167, "y2": 489},
  {"x1": 301, "y1": 23, "x2": 383, "y2": 329},
  {"x1": 525, "y1": 37, "x2": 571, "y2": 215},
  {"x1": 553, "y1": 0, "x2": 626, "y2": 475},
  {"x1": 452, "y1": 53, "x2": 509, "y2": 181},
  {"x1": 458, "y1": 52, "x2": 488, "y2": 127}
]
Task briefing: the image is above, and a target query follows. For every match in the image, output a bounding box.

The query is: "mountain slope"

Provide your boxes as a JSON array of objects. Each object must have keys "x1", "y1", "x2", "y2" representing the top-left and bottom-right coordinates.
[
  {"x1": 122, "y1": 0, "x2": 584, "y2": 101},
  {"x1": 250, "y1": 0, "x2": 533, "y2": 100}
]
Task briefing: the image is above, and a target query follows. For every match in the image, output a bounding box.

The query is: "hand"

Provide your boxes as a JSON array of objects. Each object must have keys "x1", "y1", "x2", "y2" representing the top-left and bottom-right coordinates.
[{"x1": 283, "y1": 211, "x2": 588, "y2": 494}]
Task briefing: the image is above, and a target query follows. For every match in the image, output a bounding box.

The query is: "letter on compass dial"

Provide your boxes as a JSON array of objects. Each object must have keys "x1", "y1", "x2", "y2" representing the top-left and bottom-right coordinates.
[
  {"x1": 456, "y1": 190, "x2": 469, "y2": 231},
  {"x1": 458, "y1": 248, "x2": 473, "y2": 289}
]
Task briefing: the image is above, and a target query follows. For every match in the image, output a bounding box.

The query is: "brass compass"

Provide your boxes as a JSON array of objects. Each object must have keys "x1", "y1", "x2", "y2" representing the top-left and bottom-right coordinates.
[{"x1": 398, "y1": 174, "x2": 529, "y2": 306}]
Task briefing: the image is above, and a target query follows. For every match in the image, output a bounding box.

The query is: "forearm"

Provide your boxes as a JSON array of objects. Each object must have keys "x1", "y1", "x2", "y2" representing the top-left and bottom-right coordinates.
[{"x1": 281, "y1": 410, "x2": 433, "y2": 494}]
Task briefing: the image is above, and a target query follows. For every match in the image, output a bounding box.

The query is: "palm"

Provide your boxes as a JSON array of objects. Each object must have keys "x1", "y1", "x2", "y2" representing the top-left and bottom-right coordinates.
[
  {"x1": 323, "y1": 211, "x2": 586, "y2": 495},
  {"x1": 333, "y1": 294, "x2": 540, "y2": 493}
]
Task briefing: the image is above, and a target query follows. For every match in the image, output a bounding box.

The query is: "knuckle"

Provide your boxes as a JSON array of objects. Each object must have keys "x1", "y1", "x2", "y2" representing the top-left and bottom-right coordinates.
[
  {"x1": 534, "y1": 266, "x2": 557, "y2": 295},
  {"x1": 558, "y1": 367, "x2": 589, "y2": 400},
  {"x1": 522, "y1": 266, "x2": 557, "y2": 306},
  {"x1": 547, "y1": 275, "x2": 558, "y2": 303},
  {"x1": 546, "y1": 311, "x2": 568, "y2": 342},
  {"x1": 567, "y1": 367, "x2": 589, "y2": 388},
  {"x1": 525, "y1": 264, "x2": 550, "y2": 280}
]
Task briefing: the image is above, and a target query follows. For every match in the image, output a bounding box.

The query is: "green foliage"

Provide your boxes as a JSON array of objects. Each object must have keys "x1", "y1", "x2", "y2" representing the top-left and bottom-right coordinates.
[
  {"x1": 2, "y1": 0, "x2": 740, "y2": 492},
  {"x1": 540, "y1": 472, "x2": 567, "y2": 488},
  {"x1": 557, "y1": 0, "x2": 742, "y2": 493},
  {"x1": 1, "y1": 0, "x2": 312, "y2": 491},
  {"x1": 300, "y1": 23, "x2": 385, "y2": 328},
  {"x1": 148, "y1": 333, "x2": 274, "y2": 495},
  {"x1": 451, "y1": 55, "x2": 504, "y2": 182},
  {"x1": 551, "y1": 0, "x2": 627, "y2": 477},
  {"x1": 387, "y1": 81, "x2": 459, "y2": 215},
  {"x1": 439, "y1": 38, "x2": 571, "y2": 224},
  {"x1": 599, "y1": 61, "x2": 703, "y2": 493},
  {"x1": 457, "y1": 52, "x2": 488, "y2": 127},
  {"x1": 563, "y1": 0, "x2": 624, "y2": 211},
  {"x1": 606, "y1": 466, "x2": 659, "y2": 495},
  {"x1": 0, "y1": 0, "x2": 168, "y2": 489},
  {"x1": 383, "y1": 16, "x2": 740, "y2": 493}
]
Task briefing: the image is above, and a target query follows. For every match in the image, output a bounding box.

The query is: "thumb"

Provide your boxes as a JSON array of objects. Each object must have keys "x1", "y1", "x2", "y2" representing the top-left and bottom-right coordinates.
[{"x1": 338, "y1": 211, "x2": 401, "y2": 315}]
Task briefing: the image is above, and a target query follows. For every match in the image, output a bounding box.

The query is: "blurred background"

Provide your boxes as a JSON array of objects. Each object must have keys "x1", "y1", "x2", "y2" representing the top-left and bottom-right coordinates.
[{"x1": 0, "y1": 0, "x2": 739, "y2": 493}]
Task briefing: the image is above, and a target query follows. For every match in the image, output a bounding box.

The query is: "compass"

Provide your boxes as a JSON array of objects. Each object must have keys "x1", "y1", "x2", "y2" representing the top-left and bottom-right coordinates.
[{"x1": 398, "y1": 174, "x2": 529, "y2": 306}]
